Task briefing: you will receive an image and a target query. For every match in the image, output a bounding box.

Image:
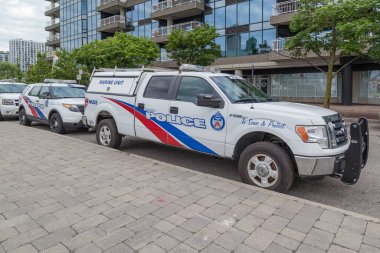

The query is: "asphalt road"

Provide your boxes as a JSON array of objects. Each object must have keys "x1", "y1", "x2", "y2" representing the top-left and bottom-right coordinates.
[{"x1": 9, "y1": 120, "x2": 380, "y2": 218}]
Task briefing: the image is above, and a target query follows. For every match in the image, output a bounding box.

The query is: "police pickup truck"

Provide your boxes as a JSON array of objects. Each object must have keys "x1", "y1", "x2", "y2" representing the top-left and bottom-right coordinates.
[
  {"x1": 0, "y1": 81, "x2": 26, "y2": 120},
  {"x1": 83, "y1": 65, "x2": 369, "y2": 192}
]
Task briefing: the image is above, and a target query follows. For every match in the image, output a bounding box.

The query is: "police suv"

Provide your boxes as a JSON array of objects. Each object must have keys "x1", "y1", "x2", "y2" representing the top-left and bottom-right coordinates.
[
  {"x1": 83, "y1": 65, "x2": 369, "y2": 192},
  {"x1": 0, "y1": 81, "x2": 26, "y2": 120},
  {"x1": 19, "y1": 80, "x2": 87, "y2": 134}
]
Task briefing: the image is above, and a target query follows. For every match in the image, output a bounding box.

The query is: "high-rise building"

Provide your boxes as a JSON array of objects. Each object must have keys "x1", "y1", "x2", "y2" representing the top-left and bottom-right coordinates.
[
  {"x1": 44, "y1": 0, "x2": 380, "y2": 105},
  {"x1": 0, "y1": 51, "x2": 9, "y2": 62},
  {"x1": 9, "y1": 39, "x2": 46, "y2": 72}
]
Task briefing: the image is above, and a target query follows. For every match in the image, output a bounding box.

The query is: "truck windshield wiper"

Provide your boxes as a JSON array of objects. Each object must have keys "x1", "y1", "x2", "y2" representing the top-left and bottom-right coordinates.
[{"x1": 233, "y1": 98, "x2": 259, "y2": 103}]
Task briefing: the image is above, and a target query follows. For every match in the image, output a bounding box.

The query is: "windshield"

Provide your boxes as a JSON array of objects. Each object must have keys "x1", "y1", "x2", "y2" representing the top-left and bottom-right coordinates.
[
  {"x1": 51, "y1": 86, "x2": 86, "y2": 99},
  {"x1": 0, "y1": 84, "x2": 26, "y2": 94},
  {"x1": 211, "y1": 76, "x2": 271, "y2": 103}
]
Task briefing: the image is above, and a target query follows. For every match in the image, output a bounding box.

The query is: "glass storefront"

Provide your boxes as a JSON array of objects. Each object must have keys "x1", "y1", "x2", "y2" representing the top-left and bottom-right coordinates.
[
  {"x1": 360, "y1": 70, "x2": 380, "y2": 99},
  {"x1": 271, "y1": 72, "x2": 340, "y2": 98}
]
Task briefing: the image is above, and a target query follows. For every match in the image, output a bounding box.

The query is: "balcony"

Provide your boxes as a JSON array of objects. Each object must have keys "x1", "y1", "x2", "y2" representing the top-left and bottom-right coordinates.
[
  {"x1": 151, "y1": 0, "x2": 204, "y2": 20},
  {"x1": 152, "y1": 21, "x2": 202, "y2": 43},
  {"x1": 46, "y1": 51, "x2": 58, "y2": 61},
  {"x1": 273, "y1": 38, "x2": 288, "y2": 51},
  {"x1": 46, "y1": 35, "x2": 60, "y2": 47},
  {"x1": 45, "y1": 19, "x2": 60, "y2": 32},
  {"x1": 45, "y1": 3, "x2": 60, "y2": 17},
  {"x1": 98, "y1": 15, "x2": 127, "y2": 33},
  {"x1": 97, "y1": 0, "x2": 126, "y2": 15},
  {"x1": 270, "y1": 0, "x2": 299, "y2": 26}
]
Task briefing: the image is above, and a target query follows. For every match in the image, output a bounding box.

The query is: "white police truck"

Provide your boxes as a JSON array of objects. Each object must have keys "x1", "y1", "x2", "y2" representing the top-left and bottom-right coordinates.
[
  {"x1": 0, "y1": 82, "x2": 26, "y2": 120},
  {"x1": 83, "y1": 66, "x2": 369, "y2": 192},
  {"x1": 19, "y1": 80, "x2": 87, "y2": 134}
]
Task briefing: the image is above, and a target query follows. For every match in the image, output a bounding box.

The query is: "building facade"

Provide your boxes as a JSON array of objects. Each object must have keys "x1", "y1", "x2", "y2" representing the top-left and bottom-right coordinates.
[
  {"x1": 9, "y1": 39, "x2": 46, "y2": 72},
  {"x1": 0, "y1": 51, "x2": 9, "y2": 62},
  {"x1": 45, "y1": 0, "x2": 380, "y2": 105}
]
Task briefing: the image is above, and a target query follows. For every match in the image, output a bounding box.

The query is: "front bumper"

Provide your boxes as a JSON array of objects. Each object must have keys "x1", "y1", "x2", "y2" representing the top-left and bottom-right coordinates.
[
  {"x1": 1, "y1": 106, "x2": 19, "y2": 117},
  {"x1": 295, "y1": 118, "x2": 369, "y2": 184}
]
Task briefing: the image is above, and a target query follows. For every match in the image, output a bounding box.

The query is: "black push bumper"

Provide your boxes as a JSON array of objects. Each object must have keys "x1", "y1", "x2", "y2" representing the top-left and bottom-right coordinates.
[{"x1": 339, "y1": 118, "x2": 369, "y2": 184}]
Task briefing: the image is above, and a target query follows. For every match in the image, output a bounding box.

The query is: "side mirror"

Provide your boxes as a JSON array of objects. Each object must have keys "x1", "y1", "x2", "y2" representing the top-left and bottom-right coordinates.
[
  {"x1": 197, "y1": 94, "x2": 223, "y2": 108},
  {"x1": 40, "y1": 93, "x2": 50, "y2": 99}
]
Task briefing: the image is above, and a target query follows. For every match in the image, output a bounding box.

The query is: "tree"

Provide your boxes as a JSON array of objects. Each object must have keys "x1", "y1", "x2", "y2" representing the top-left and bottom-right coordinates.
[
  {"x1": 284, "y1": 0, "x2": 380, "y2": 108},
  {"x1": 74, "y1": 33, "x2": 159, "y2": 70},
  {"x1": 52, "y1": 49, "x2": 78, "y2": 81},
  {"x1": 25, "y1": 52, "x2": 53, "y2": 83},
  {"x1": 166, "y1": 25, "x2": 221, "y2": 66},
  {"x1": 0, "y1": 62, "x2": 19, "y2": 80}
]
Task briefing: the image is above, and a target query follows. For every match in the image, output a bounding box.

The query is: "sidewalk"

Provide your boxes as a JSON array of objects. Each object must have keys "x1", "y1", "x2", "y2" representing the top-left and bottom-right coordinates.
[
  {"x1": 1, "y1": 122, "x2": 380, "y2": 253},
  {"x1": 310, "y1": 104, "x2": 380, "y2": 121}
]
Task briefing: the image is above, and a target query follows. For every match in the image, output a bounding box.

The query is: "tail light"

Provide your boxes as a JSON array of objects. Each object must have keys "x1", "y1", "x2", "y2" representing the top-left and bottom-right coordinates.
[{"x1": 84, "y1": 97, "x2": 88, "y2": 108}]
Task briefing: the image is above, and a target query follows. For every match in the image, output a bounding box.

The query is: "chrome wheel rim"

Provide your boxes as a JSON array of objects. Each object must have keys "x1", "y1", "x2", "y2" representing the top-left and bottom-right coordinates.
[
  {"x1": 51, "y1": 117, "x2": 59, "y2": 131},
  {"x1": 248, "y1": 154, "x2": 279, "y2": 188},
  {"x1": 99, "y1": 126, "x2": 111, "y2": 145}
]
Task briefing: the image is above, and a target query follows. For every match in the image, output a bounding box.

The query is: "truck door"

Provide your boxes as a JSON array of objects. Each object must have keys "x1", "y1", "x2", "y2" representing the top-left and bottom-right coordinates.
[
  {"x1": 23, "y1": 85, "x2": 46, "y2": 120},
  {"x1": 134, "y1": 75, "x2": 178, "y2": 146},
  {"x1": 168, "y1": 76, "x2": 228, "y2": 156}
]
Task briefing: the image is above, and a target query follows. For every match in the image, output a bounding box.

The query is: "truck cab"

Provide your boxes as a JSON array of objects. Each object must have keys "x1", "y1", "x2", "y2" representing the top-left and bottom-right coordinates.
[
  {"x1": 83, "y1": 66, "x2": 369, "y2": 192},
  {"x1": 0, "y1": 82, "x2": 26, "y2": 120}
]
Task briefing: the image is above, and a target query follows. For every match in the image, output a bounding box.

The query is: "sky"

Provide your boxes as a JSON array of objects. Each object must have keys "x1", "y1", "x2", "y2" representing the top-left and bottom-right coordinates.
[{"x1": 0, "y1": 0, "x2": 49, "y2": 51}]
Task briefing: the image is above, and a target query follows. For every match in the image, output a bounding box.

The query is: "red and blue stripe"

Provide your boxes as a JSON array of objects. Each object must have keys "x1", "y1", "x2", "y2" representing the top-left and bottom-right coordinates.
[
  {"x1": 105, "y1": 97, "x2": 218, "y2": 156},
  {"x1": 22, "y1": 96, "x2": 46, "y2": 120}
]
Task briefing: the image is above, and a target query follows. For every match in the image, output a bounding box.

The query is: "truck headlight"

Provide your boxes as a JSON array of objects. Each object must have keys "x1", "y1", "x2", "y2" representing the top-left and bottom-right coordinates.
[
  {"x1": 62, "y1": 103, "x2": 80, "y2": 112},
  {"x1": 2, "y1": 99, "x2": 14, "y2": 105},
  {"x1": 296, "y1": 126, "x2": 329, "y2": 149}
]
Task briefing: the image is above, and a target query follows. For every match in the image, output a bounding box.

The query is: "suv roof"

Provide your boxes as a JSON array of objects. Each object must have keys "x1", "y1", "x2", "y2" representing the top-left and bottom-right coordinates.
[{"x1": 31, "y1": 83, "x2": 86, "y2": 88}]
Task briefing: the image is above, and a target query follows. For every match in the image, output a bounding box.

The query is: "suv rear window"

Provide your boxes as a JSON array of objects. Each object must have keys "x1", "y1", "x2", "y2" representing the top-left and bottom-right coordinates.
[{"x1": 144, "y1": 76, "x2": 175, "y2": 99}]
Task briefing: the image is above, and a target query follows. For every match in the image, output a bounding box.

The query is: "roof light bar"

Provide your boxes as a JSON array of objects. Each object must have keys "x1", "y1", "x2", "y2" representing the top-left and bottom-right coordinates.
[
  {"x1": 44, "y1": 79, "x2": 77, "y2": 84},
  {"x1": 179, "y1": 64, "x2": 220, "y2": 73}
]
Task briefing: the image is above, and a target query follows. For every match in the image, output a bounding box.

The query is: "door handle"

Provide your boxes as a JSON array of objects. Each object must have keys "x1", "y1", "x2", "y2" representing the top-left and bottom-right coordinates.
[
  {"x1": 137, "y1": 103, "x2": 144, "y2": 110},
  {"x1": 36, "y1": 100, "x2": 40, "y2": 103},
  {"x1": 170, "y1": 107, "x2": 178, "y2": 114}
]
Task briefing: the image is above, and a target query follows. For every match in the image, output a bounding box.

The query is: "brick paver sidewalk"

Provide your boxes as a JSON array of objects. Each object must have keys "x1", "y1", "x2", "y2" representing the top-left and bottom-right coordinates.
[{"x1": 1, "y1": 122, "x2": 380, "y2": 253}]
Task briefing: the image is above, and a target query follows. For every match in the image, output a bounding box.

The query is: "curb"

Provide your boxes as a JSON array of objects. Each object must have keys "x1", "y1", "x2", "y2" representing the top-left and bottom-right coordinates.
[{"x1": 10, "y1": 122, "x2": 380, "y2": 224}]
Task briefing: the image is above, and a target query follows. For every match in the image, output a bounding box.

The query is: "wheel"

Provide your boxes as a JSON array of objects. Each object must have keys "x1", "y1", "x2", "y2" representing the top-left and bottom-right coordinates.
[
  {"x1": 49, "y1": 113, "x2": 65, "y2": 134},
  {"x1": 238, "y1": 142, "x2": 295, "y2": 193},
  {"x1": 96, "y1": 118, "x2": 122, "y2": 149},
  {"x1": 19, "y1": 109, "x2": 31, "y2": 126}
]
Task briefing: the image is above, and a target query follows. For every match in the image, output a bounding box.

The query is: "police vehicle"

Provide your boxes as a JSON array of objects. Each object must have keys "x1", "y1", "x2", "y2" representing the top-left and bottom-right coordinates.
[
  {"x1": 82, "y1": 65, "x2": 369, "y2": 192},
  {"x1": 0, "y1": 81, "x2": 26, "y2": 120},
  {"x1": 19, "y1": 80, "x2": 86, "y2": 134}
]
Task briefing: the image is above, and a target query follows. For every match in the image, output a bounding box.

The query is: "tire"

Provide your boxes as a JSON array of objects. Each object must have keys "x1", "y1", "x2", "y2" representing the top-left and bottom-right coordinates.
[
  {"x1": 96, "y1": 118, "x2": 122, "y2": 149},
  {"x1": 238, "y1": 142, "x2": 294, "y2": 193},
  {"x1": 49, "y1": 113, "x2": 65, "y2": 134},
  {"x1": 19, "y1": 108, "x2": 32, "y2": 126}
]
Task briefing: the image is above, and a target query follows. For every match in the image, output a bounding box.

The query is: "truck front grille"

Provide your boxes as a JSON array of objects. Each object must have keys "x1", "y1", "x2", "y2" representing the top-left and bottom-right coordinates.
[{"x1": 324, "y1": 114, "x2": 348, "y2": 148}]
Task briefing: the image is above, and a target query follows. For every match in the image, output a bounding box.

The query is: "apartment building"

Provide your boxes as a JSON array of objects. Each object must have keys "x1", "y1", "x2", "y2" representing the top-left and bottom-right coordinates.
[
  {"x1": 0, "y1": 51, "x2": 9, "y2": 62},
  {"x1": 9, "y1": 39, "x2": 46, "y2": 72},
  {"x1": 44, "y1": 0, "x2": 380, "y2": 104}
]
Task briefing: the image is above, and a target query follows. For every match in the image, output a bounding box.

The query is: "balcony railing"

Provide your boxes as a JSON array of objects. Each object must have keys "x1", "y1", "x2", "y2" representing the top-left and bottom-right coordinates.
[
  {"x1": 46, "y1": 51, "x2": 57, "y2": 58},
  {"x1": 46, "y1": 3, "x2": 59, "y2": 11},
  {"x1": 272, "y1": 0, "x2": 299, "y2": 16},
  {"x1": 46, "y1": 19, "x2": 60, "y2": 27},
  {"x1": 273, "y1": 38, "x2": 289, "y2": 51},
  {"x1": 99, "y1": 0, "x2": 126, "y2": 6},
  {"x1": 47, "y1": 34, "x2": 60, "y2": 42},
  {"x1": 152, "y1": 0, "x2": 203, "y2": 13},
  {"x1": 99, "y1": 15, "x2": 126, "y2": 27},
  {"x1": 152, "y1": 21, "x2": 202, "y2": 37}
]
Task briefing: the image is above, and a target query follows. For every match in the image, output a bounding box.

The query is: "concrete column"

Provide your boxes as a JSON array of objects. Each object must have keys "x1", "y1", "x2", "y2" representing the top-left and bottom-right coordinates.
[
  {"x1": 342, "y1": 64, "x2": 353, "y2": 105},
  {"x1": 167, "y1": 18, "x2": 173, "y2": 26},
  {"x1": 234, "y1": 69, "x2": 243, "y2": 77}
]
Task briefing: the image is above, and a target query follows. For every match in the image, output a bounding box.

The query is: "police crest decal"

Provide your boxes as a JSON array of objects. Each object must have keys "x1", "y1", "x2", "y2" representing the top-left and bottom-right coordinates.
[{"x1": 210, "y1": 112, "x2": 225, "y2": 131}]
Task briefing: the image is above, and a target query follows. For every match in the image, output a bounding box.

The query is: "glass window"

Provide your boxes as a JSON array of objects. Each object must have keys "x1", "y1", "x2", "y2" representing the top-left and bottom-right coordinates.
[
  {"x1": 144, "y1": 76, "x2": 175, "y2": 99},
  {"x1": 261, "y1": 29, "x2": 276, "y2": 53},
  {"x1": 0, "y1": 84, "x2": 26, "y2": 93},
  {"x1": 39, "y1": 86, "x2": 50, "y2": 98},
  {"x1": 138, "y1": 3, "x2": 144, "y2": 20},
  {"x1": 250, "y1": 0, "x2": 262, "y2": 23},
  {"x1": 271, "y1": 73, "x2": 339, "y2": 98},
  {"x1": 211, "y1": 76, "x2": 270, "y2": 103},
  {"x1": 51, "y1": 87, "x2": 86, "y2": 99},
  {"x1": 226, "y1": 34, "x2": 238, "y2": 57},
  {"x1": 226, "y1": 5, "x2": 237, "y2": 28},
  {"x1": 248, "y1": 31, "x2": 261, "y2": 54},
  {"x1": 360, "y1": 71, "x2": 380, "y2": 98},
  {"x1": 215, "y1": 7, "x2": 225, "y2": 29},
  {"x1": 29, "y1": 86, "x2": 42, "y2": 96},
  {"x1": 205, "y1": 10, "x2": 214, "y2": 26},
  {"x1": 263, "y1": 0, "x2": 275, "y2": 21},
  {"x1": 239, "y1": 33, "x2": 250, "y2": 56},
  {"x1": 215, "y1": 36, "x2": 225, "y2": 57},
  {"x1": 176, "y1": 77, "x2": 215, "y2": 103},
  {"x1": 238, "y1": 2, "x2": 249, "y2": 26}
]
